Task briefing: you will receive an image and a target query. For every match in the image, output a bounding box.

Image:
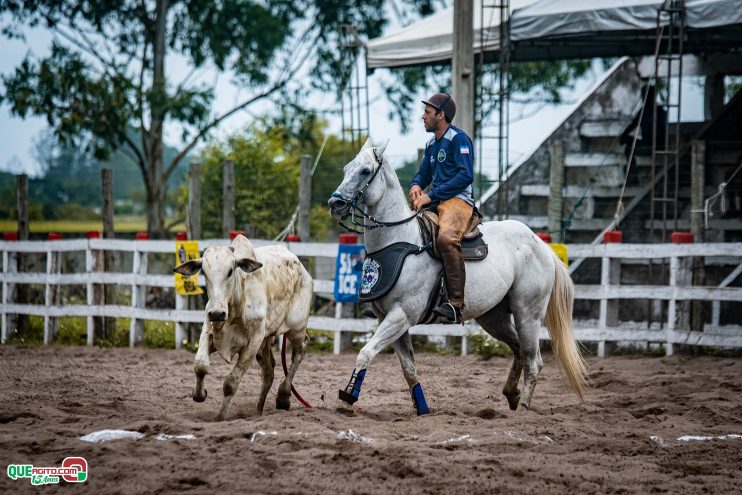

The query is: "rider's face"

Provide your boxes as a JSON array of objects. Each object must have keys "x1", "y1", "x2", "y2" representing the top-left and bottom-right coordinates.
[{"x1": 422, "y1": 105, "x2": 442, "y2": 133}]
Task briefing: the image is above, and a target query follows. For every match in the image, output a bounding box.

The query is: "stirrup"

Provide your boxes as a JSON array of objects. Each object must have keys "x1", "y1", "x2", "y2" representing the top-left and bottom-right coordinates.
[{"x1": 433, "y1": 302, "x2": 462, "y2": 324}]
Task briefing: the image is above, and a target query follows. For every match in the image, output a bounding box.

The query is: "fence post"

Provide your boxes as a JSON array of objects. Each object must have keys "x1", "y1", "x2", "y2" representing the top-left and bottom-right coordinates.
[
  {"x1": 16, "y1": 175, "x2": 29, "y2": 334},
  {"x1": 85, "y1": 231, "x2": 101, "y2": 345},
  {"x1": 222, "y1": 160, "x2": 235, "y2": 238},
  {"x1": 598, "y1": 233, "x2": 622, "y2": 357},
  {"x1": 1, "y1": 234, "x2": 17, "y2": 343},
  {"x1": 44, "y1": 233, "x2": 62, "y2": 344},
  {"x1": 101, "y1": 168, "x2": 116, "y2": 341},
  {"x1": 130, "y1": 232, "x2": 149, "y2": 347},
  {"x1": 667, "y1": 254, "x2": 679, "y2": 356},
  {"x1": 298, "y1": 155, "x2": 312, "y2": 242},
  {"x1": 187, "y1": 163, "x2": 201, "y2": 241}
]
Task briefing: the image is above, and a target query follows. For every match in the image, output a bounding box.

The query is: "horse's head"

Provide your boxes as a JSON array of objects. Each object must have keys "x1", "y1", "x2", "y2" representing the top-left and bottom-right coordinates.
[{"x1": 328, "y1": 138, "x2": 389, "y2": 220}]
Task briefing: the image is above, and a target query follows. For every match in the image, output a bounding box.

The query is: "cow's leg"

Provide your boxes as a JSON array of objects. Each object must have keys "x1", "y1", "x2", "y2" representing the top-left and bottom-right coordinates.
[
  {"x1": 276, "y1": 330, "x2": 308, "y2": 411},
  {"x1": 216, "y1": 327, "x2": 264, "y2": 421},
  {"x1": 256, "y1": 337, "x2": 275, "y2": 415},
  {"x1": 338, "y1": 307, "x2": 409, "y2": 409},
  {"x1": 193, "y1": 322, "x2": 211, "y2": 403},
  {"x1": 391, "y1": 331, "x2": 429, "y2": 415}
]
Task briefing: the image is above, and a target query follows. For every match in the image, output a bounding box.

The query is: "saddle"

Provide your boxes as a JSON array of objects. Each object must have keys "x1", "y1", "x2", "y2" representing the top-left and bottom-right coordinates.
[{"x1": 417, "y1": 209, "x2": 488, "y2": 261}]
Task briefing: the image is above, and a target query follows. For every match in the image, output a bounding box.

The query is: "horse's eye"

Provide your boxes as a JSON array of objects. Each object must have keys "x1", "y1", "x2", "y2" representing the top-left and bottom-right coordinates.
[
  {"x1": 227, "y1": 269, "x2": 233, "y2": 278},
  {"x1": 360, "y1": 168, "x2": 371, "y2": 176}
]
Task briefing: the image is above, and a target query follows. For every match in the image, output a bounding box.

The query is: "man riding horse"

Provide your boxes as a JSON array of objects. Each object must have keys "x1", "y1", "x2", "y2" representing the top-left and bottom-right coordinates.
[{"x1": 409, "y1": 93, "x2": 476, "y2": 324}]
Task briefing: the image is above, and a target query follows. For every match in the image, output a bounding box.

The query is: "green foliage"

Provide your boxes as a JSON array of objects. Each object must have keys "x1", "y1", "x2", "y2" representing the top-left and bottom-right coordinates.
[
  {"x1": 200, "y1": 125, "x2": 299, "y2": 239},
  {"x1": 382, "y1": 60, "x2": 593, "y2": 133},
  {"x1": 468, "y1": 332, "x2": 513, "y2": 359}
]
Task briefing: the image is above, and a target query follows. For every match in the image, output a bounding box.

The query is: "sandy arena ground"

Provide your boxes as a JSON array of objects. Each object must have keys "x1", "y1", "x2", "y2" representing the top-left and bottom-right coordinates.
[{"x1": 0, "y1": 345, "x2": 741, "y2": 494}]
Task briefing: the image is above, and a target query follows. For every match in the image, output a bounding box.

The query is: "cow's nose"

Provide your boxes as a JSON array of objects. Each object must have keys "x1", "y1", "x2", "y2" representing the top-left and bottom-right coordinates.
[{"x1": 207, "y1": 310, "x2": 226, "y2": 322}]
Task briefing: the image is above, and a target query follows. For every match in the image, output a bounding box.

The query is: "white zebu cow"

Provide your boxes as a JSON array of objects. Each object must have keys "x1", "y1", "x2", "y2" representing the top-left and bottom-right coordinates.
[{"x1": 174, "y1": 234, "x2": 313, "y2": 421}]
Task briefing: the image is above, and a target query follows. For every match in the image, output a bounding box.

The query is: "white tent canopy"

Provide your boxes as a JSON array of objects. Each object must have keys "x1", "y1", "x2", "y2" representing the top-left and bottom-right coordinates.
[{"x1": 366, "y1": 0, "x2": 742, "y2": 69}]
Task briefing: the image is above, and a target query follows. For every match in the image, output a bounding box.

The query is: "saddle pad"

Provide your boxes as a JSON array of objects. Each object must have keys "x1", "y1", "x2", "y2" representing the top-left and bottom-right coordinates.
[{"x1": 359, "y1": 242, "x2": 422, "y2": 303}]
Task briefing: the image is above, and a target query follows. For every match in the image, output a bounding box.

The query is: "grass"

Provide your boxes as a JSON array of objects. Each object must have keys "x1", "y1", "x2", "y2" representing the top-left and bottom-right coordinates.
[
  {"x1": 0, "y1": 217, "x2": 185, "y2": 234},
  {"x1": 6, "y1": 316, "x2": 176, "y2": 349}
]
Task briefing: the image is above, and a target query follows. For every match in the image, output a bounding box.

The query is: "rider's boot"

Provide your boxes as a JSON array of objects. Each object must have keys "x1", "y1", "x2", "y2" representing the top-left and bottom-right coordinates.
[{"x1": 434, "y1": 243, "x2": 466, "y2": 324}]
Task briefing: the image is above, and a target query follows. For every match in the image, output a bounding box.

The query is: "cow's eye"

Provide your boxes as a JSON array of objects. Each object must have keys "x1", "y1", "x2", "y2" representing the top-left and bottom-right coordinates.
[
  {"x1": 360, "y1": 168, "x2": 371, "y2": 176},
  {"x1": 227, "y1": 268, "x2": 233, "y2": 278}
]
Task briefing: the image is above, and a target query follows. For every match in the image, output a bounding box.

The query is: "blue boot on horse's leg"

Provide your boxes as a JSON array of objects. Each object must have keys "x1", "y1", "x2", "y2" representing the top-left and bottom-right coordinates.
[
  {"x1": 410, "y1": 383, "x2": 430, "y2": 415},
  {"x1": 338, "y1": 368, "x2": 366, "y2": 405}
]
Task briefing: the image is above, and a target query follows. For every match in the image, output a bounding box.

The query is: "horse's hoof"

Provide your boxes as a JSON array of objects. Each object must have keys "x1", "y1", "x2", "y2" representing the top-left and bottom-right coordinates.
[
  {"x1": 335, "y1": 399, "x2": 355, "y2": 416},
  {"x1": 192, "y1": 388, "x2": 207, "y2": 402}
]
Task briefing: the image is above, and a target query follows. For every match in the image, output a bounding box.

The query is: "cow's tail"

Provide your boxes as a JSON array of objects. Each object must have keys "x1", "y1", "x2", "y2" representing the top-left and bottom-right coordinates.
[{"x1": 544, "y1": 251, "x2": 588, "y2": 401}]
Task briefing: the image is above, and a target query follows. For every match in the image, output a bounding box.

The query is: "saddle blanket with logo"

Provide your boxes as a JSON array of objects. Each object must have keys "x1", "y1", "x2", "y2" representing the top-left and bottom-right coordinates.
[{"x1": 359, "y1": 242, "x2": 423, "y2": 303}]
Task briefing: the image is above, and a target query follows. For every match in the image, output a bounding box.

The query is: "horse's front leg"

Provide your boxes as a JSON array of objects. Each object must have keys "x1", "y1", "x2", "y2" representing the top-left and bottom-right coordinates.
[
  {"x1": 392, "y1": 331, "x2": 430, "y2": 415},
  {"x1": 338, "y1": 307, "x2": 411, "y2": 410}
]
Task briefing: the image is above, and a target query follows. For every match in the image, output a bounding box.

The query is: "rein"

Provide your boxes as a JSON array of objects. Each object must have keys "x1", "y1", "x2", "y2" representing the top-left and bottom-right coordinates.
[{"x1": 332, "y1": 150, "x2": 421, "y2": 234}]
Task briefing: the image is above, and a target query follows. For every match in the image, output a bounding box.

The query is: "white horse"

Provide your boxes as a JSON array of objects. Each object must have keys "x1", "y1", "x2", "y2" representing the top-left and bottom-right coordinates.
[{"x1": 328, "y1": 138, "x2": 588, "y2": 415}]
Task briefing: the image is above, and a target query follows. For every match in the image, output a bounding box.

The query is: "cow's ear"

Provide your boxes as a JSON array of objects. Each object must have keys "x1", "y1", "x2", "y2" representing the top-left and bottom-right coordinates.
[
  {"x1": 236, "y1": 258, "x2": 262, "y2": 274},
  {"x1": 174, "y1": 259, "x2": 202, "y2": 276}
]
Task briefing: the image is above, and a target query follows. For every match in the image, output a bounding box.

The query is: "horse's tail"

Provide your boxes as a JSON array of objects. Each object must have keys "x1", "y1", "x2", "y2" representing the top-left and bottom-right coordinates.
[{"x1": 544, "y1": 251, "x2": 588, "y2": 401}]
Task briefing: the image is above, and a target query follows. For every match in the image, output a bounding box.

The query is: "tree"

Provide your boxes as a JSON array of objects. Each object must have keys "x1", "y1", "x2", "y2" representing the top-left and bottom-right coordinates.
[
  {"x1": 1, "y1": 1, "x2": 435, "y2": 236},
  {"x1": 380, "y1": 62, "x2": 592, "y2": 133}
]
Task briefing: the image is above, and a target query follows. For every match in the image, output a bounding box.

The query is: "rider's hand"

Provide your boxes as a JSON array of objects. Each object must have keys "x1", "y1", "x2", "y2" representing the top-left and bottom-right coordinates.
[
  {"x1": 413, "y1": 193, "x2": 432, "y2": 211},
  {"x1": 409, "y1": 184, "x2": 422, "y2": 204}
]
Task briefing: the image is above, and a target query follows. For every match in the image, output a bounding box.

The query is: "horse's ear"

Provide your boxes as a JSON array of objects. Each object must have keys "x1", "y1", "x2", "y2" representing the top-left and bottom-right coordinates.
[
  {"x1": 361, "y1": 138, "x2": 372, "y2": 152},
  {"x1": 375, "y1": 138, "x2": 389, "y2": 158}
]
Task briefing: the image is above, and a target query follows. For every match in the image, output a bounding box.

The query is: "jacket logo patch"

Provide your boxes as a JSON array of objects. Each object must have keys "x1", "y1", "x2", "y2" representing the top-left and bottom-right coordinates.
[{"x1": 437, "y1": 149, "x2": 446, "y2": 162}]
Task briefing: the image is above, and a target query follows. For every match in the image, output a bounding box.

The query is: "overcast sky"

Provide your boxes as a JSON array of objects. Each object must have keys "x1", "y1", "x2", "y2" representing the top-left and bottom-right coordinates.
[{"x1": 0, "y1": 11, "x2": 705, "y2": 183}]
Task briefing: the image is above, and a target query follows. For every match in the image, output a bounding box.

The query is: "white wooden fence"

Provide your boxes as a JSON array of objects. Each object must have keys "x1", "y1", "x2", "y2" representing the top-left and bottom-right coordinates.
[{"x1": 1, "y1": 238, "x2": 740, "y2": 356}]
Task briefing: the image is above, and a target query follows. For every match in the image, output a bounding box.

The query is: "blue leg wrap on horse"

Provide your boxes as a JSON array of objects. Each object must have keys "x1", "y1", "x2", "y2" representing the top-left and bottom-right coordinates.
[
  {"x1": 411, "y1": 383, "x2": 430, "y2": 415},
  {"x1": 339, "y1": 368, "x2": 366, "y2": 405},
  {"x1": 349, "y1": 368, "x2": 366, "y2": 398}
]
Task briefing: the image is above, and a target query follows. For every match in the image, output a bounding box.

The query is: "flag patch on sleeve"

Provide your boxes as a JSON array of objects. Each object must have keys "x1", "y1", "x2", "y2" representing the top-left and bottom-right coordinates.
[{"x1": 460, "y1": 146, "x2": 470, "y2": 154}]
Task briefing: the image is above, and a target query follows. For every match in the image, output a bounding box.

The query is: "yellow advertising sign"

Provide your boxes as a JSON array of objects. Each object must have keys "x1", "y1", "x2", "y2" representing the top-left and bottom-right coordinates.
[
  {"x1": 175, "y1": 241, "x2": 204, "y2": 296},
  {"x1": 549, "y1": 243, "x2": 569, "y2": 267}
]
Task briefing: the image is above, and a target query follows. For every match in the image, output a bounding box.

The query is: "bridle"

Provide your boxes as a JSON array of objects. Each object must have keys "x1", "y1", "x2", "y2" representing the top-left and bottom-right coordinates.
[{"x1": 330, "y1": 149, "x2": 421, "y2": 234}]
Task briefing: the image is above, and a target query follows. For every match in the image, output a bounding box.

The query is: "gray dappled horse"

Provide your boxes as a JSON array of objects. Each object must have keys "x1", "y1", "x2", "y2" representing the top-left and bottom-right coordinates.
[{"x1": 328, "y1": 139, "x2": 588, "y2": 415}]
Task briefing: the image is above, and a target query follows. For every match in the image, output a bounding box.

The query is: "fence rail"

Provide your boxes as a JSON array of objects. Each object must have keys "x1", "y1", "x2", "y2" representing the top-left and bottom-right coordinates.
[{"x1": 1, "y1": 239, "x2": 741, "y2": 356}]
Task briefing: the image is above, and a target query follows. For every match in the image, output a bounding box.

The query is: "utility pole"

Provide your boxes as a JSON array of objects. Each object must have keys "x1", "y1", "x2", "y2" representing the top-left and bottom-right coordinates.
[{"x1": 452, "y1": 0, "x2": 474, "y2": 137}]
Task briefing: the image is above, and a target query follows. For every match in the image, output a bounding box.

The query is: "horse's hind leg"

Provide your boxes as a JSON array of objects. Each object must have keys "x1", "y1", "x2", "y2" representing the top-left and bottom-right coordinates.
[
  {"x1": 512, "y1": 315, "x2": 543, "y2": 411},
  {"x1": 476, "y1": 303, "x2": 523, "y2": 410},
  {"x1": 391, "y1": 331, "x2": 430, "y2": 415}
]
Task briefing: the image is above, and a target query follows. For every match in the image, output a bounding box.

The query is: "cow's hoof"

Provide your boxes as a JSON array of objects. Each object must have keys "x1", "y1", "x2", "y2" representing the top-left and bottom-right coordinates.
[
  {"x1": 505, "y1": 392, "x2": 520, "y2": 411},
  {"x1": 192, "y1": 388, "x2": 207, "y2": 402},
  {"x1": 276, "y1": 394, "x2": 291, "y2": 411}
]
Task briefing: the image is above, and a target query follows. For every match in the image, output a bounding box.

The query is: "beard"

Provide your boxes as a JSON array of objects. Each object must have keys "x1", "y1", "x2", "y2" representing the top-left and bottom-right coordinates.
[{"x1": 424, "y1": 121, "x2": 436, "y2": 132}]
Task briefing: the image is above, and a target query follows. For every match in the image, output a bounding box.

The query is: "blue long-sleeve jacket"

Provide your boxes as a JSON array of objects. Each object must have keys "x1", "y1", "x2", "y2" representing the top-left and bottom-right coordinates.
[{"x1": 410, "y1": 125, "x2": 474, "y2": 205}]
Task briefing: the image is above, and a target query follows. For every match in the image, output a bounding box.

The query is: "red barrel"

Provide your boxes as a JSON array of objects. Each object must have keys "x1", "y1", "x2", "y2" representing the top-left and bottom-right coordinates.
[
  {"x1": 86, "y1": 230, "x2": 101, "y2": 239},
  {"x1": 48, "y1": 232, "x2": 63, "y2": 241},
  {"x1": 175, "y1": 232, "x2": 188, "y2": 241},
  {"x1": 285, "y1": 234, "x2": 301, "y2": 242},
  {"x1": 339, "y1": 233, "x2": 358, "y2": 245},
  {"x1": 135, "y1": 232, "x2": 150, "y2": 240},
  {"x1": 229, "y1": 230, "x2": 245, "y2": 240},
  {"x1": 536, "y1": 232, "x2": 552, "y2": 243},
  {"x1": 603, "y1": 230, "x2": 623, "y2": 244},
  {"x1": 2, "y1": 232, "x2": 18, "y2": 241},
  {"x1": 671, "y1": 231, "x2": 694, "y2": 244}
]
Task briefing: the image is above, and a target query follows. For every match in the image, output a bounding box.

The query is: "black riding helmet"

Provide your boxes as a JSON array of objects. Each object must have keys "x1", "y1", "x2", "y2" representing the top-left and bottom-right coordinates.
[{"x1": 422, "y1": 93, "x2": 456, "y2": 122}]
